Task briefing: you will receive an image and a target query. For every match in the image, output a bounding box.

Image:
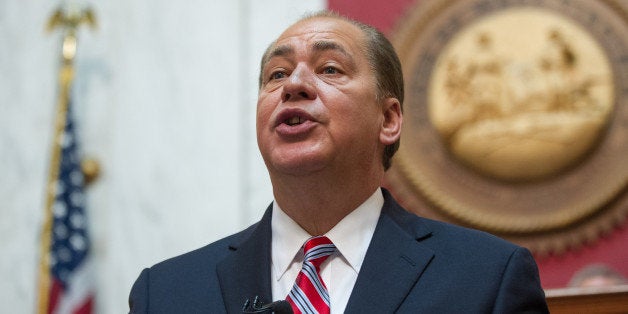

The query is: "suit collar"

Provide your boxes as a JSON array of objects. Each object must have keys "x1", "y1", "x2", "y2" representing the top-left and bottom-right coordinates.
[
  {"x1": 345, "y1": 189, "x2": 435, "y2": 313},
  {"x1": 216, "y1": 204, "x2": 274, "y2": 314},
  {"x1": 215, "y1": 190, "x2": 435, "y2": 313}
]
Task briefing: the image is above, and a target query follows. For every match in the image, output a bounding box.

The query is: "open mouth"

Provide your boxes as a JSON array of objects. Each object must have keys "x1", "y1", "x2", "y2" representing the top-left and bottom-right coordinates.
[
  {"x1": 275, "y1": 109, "x2": 315, "y2": 132},
  {"x1": 285, "y1": 116, "x2": 305, "y2": 126}
]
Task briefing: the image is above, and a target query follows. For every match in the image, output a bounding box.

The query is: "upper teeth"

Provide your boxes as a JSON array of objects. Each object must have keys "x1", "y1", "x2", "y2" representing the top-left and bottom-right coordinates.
[{"x1": 287, "y1": 116, "x2": 302, "y2": 125}]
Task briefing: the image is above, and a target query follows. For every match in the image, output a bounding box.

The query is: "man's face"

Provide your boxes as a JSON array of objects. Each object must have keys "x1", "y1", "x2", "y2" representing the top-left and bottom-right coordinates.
[{"x1": 256, "y1": 17, "x2": 388, "y2": 177}]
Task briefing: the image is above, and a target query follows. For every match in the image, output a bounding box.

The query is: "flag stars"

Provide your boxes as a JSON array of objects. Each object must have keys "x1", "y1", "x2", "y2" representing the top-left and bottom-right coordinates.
[
  {"x1": 70, "y1": 170, "x2": 84, "y2": 186},
  {"x1": 60, "y1": 131, "x2": 74, "y2": 148},
  {"x1": 47, "y1": 105, "x2": 92, "y2": 310},
  {"x1": 70, "y1": 233, "x2": 87, "y2": 251},
  {"x1": 53, "y1": 201, "x2": 68, "y2": 218},
  {"x1": 70, "y1": 191, "x2": 84, "y2": 207},
  {"x1": 55, "y1": 224, "x2": 69, "y2": 239},
  {"x1": 68, "y1": 152, "x2": 79, "y2": 165},
  {"x1": 58, "y1": 247, "x2": 72, "y2": 263},
  {"x1": 70, "y1": 213, "x2": 85, "y2": 229}
]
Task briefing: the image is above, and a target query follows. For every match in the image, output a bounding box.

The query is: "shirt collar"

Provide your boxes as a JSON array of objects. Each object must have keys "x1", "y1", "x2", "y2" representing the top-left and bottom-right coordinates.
[
  {"x1": 271, "y1": 201, "x2": 312, "y2": 282},
  {"x1": 271, "y1": 188, "x2": 384, "y2": 281}
]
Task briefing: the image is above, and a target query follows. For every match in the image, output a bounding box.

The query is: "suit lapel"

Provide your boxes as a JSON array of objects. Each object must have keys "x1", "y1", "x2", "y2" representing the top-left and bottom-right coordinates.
[
  {"x1": 345, "y1": 191, "x2": 435, "y2": 313},
  {"x1": 215, "y1": 191, "x2": 433, "y2": 313},
  {"x1": 216, "y1": 205, "x2": 274, "y2": 314}
]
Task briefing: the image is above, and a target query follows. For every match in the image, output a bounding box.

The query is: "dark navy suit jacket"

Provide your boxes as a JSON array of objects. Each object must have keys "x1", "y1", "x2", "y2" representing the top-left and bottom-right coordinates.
[{"x1": 129, "y1": 190, "x2": 548, "y2": 313}]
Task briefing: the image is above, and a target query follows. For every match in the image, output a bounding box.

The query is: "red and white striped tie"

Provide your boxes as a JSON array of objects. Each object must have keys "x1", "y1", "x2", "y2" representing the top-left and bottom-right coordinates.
[{"x1": 286, "y1": 236, "x2": 336, "y2": 314}]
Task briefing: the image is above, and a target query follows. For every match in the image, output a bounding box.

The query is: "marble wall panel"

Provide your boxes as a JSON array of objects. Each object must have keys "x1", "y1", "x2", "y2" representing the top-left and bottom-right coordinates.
[{"x1": 0, "y1": 0, "x2": 325, "y2": 312}]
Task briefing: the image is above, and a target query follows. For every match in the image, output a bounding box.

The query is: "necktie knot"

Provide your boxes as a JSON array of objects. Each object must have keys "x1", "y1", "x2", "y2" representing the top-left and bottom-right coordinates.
[{"x1": 303, "y1": 236, "x2": 336, "y2": 267}]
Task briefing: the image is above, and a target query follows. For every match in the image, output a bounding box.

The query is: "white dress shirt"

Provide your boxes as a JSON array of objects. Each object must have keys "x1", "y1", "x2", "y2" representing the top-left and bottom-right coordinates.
[{"x1": 271, "y1": 188, "x2": 384, "y2": 314}]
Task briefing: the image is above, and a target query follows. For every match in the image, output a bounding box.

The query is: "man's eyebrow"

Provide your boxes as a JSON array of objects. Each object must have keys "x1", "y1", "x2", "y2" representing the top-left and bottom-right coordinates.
[
  {"x1": 312, "y1": 40, "x2": 349, "y2": 56},
  {"x1": 312, "y1": 40, "x2": 356, "y2": 69},
  {"x1": 267, "y1": 44, "x2": 294, "y2": 61}
]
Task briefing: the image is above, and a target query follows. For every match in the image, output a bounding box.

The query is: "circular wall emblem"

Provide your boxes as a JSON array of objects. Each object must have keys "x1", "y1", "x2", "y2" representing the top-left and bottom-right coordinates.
[{"x1": 386, "y1": 0, "x2": 628, "y2": 254}]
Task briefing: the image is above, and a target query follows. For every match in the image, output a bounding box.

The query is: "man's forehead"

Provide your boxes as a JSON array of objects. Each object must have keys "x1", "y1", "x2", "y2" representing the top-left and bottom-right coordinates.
[
  {"x1": 263, "y1": 17, "x2": 365, "y2": 64},
  {"x1": 274, "y1": 17, "x2": 364, "y2": 50},
  {"x1": 268, "y1": 40, "x2": 351, "y2": 60}
]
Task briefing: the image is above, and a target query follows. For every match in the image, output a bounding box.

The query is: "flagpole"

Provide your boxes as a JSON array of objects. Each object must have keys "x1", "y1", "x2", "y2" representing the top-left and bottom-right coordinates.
[{"x1": 38, "y1": 6, "x2": 96, "y2": 314}]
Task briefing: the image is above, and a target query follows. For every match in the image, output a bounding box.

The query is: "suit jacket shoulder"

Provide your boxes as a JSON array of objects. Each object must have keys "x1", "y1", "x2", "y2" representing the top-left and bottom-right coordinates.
[
  {"x1": 345, "y1": 189, "x2": 548, "y2": 313},
  {"x1": 128, "y1": 216, "x2": 268, "y2": 314}
]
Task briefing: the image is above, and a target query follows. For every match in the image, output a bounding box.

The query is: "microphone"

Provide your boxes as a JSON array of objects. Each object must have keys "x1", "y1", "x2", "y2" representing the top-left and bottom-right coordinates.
[{"x1": 242, "y1": 296, "x2": 293, "y2": 314}]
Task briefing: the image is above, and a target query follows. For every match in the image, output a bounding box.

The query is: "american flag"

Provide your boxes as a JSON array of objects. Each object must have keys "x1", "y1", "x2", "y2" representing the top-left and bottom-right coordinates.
[{"x1": 43, "y1": 103, "x2": 94, "y2": 314}]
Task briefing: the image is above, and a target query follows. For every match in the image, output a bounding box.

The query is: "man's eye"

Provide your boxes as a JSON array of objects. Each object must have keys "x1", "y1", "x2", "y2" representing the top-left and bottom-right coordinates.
[
  {"x1": 323, "y1": 66, "x2": 339, "y2": 75},
  {"x1": 270, "y1": 71, "x2": 286, "y2": 80}
]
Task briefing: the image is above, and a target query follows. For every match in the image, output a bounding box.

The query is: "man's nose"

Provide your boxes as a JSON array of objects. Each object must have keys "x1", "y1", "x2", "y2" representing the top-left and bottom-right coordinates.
[{"x1": 282, "y1": 64, "x2": 317, "y2": 102}]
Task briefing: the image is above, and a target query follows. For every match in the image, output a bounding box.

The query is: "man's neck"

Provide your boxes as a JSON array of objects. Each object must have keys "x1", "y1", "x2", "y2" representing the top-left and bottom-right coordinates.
[{"x1": 270, "y1": 166, "x2": 383, "y2": 235}]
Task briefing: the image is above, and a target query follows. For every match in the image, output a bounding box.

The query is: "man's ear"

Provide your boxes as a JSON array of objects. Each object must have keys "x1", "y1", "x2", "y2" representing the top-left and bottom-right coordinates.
[{"x1": 380, "y1": 97, "x2": 403, "y2": 146}]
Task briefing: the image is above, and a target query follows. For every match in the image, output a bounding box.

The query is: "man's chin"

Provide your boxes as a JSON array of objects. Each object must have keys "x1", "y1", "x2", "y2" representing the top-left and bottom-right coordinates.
[{"x1": 269, "y1": 156, "x2": 328, "y2": 177}]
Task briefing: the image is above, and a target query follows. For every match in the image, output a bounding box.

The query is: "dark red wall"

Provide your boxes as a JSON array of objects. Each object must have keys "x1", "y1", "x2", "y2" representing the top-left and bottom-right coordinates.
[
  {"x1": 328, "y1": 0, "x2": 416, "y2": 34},
  {"x1": 328, "y1": 0, "x2": 628, "y2": 289}
]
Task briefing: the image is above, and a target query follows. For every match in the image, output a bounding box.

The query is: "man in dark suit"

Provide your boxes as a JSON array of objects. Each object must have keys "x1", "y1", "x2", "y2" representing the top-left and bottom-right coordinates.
[{"x1": 129, "y1": 11, "x2": 548, "y2": 313}]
